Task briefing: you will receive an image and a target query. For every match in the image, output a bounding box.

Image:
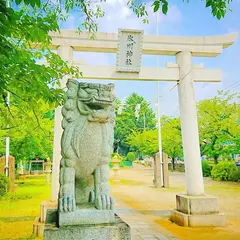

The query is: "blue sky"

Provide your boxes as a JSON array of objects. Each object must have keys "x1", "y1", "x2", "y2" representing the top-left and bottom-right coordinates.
[{"x1": 60, "y1": 0, "x2": 240, "y2": 116}]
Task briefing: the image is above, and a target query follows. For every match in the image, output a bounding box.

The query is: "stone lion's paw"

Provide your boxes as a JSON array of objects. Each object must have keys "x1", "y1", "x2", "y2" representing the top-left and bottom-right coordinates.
[
  {"x1": 59, "y1": 196, "x2": 76, "y2": 212},
  {"x1": 96, "y1": 194, "x2": 114, "y2": 210},
  {"x1": 89, "y1": 190, "x2": 95, "y2": 203}
]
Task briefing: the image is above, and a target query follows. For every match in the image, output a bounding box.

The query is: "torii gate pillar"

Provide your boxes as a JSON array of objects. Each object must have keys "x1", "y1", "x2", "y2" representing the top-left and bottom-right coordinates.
[
  {"x1": 177, "y1": 51, "x2": 204, "y2": 196},
  {"x1": 171, "y1": 51, "x2": 225, "y2": 227}
]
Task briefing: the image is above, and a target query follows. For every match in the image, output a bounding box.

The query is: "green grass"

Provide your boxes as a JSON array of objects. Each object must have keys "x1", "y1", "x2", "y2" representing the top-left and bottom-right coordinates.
[{"x1": 0, "y1": 175, "x2": 50, "y2": 239}]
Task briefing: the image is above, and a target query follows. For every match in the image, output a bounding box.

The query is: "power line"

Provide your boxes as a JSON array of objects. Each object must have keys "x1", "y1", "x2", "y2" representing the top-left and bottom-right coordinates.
[
  {"x1": 224, "y1": 80, "x2": 240, "y2": 91},
  {"x1": 227, "y1": 82, "x2": 240, "y2": 93}
]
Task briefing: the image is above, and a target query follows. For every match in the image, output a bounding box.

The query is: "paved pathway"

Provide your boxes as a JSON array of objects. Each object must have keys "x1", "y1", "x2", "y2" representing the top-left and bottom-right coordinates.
[
  {"x1": 115, "y1": 199, "x2": 179, "y2": 240},
  {"x1": 111, "y1": 166, "x2": 240, "y2": 240}
]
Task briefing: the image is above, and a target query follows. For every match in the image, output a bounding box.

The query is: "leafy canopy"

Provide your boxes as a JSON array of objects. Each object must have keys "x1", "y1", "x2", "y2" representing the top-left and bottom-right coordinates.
[
  {"x1": 128, "y1": 0, "x2": 233, "y2": 21},
  {"x1": 127, "y1": 115, "x2": 183, "y2": 159},
  {"x1": 198, "y1": 90, "x2": 240, "y2": 163},
  {"x1": 0, "y1": 99, "x2": 54, "y2": 162},
  {"x1": 114, "y1": 93, "x2": 156, "y2": 154}
]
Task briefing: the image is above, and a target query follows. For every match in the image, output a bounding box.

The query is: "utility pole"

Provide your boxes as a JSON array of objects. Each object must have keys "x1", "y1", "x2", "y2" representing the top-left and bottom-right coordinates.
[
  {"x1": 5, "y1": 92, "x2": 10, "y2": 177},
  {"x1": 5, "y1": 0, "x2": 11, "y2": 178},
  {"x1": 143, "y1": 112, "x2": 146, "y2": 130},
  {"x1": 156, "y1": 11, "x2": 164, "y2": 187}
]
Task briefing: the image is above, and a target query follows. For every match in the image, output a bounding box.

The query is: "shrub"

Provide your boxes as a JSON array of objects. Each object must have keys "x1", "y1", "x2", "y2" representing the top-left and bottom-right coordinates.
[
  {"x1": 202, "y1": 161, "x2": 212, "y2": 177},
  {"x1": 119, "y1": 161, "x2": 125, "y2": 168},
  {"x1": 111, "y1": 152, "x2": 123, "y2": 161},
  {"x1": 109, "y1": 162, "x2": 113, "y2": 168},
  {"x1": 0, "y1": 173, "x2": 10, "y2": 196},
  {"x1": 126, "y1": 152, "x2": 135, "y2": 162},
  {"x1": 229, "y1": 170, "x2": 240, "y2": 182},
  {"x1": 211, "y1": 161, "x2": 239, "y2": 181},
  {"x1": 123, "y1": 160, "x2": 133, "y2": 167}
]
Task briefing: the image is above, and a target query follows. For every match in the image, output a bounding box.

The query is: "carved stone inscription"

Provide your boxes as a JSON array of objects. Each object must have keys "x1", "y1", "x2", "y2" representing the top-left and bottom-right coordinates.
[{"x1": 116, "y1": 28, "x2": 143, "y2": 73}]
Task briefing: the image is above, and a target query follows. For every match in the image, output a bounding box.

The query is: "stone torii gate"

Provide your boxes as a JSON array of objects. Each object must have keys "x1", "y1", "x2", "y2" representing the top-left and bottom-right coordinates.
[{"x1": 49, "y1": 29, "x2": 237, "y2": 227}]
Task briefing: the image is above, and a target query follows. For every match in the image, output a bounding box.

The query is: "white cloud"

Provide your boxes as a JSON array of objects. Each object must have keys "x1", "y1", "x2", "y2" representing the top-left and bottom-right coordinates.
[{"x1": 96, "y1": 1, "x2": 182, "y2": 34}]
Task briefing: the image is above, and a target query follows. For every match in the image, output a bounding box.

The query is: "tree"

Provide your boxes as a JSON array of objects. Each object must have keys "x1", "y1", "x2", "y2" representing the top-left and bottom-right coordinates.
[
  {"x1": 127, "y1": 129, "x2": 158, "y2": 156},
  {"x1": 161, "y1": 115, "x2": 183, "y2": 170},
  {"x1": 0, "y1": 98, "x2": 54, "y2": 162},
  {"x1": 198, "y1": 91, "x2": 240, "y2": 164},
  {"x1": 115, "y1": 93, "x2": 156, "y2": 155},
  {"x1": 127, "y1": 115, "x2": 183, "y2": 167},
  {"x1": 0, "y1": 0, "x2": 83, "y2": 130}
]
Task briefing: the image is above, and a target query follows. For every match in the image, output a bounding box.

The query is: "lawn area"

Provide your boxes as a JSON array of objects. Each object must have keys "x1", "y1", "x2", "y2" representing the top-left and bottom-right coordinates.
[{"x1": 0, "y1": 175, "x2": 50, "y2": 240}]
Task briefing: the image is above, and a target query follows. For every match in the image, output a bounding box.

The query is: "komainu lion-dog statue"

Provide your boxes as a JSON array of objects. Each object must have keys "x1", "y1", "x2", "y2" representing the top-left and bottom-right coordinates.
[{"x1": 58, "y1": 80, "x2": 116, "y2": 225}]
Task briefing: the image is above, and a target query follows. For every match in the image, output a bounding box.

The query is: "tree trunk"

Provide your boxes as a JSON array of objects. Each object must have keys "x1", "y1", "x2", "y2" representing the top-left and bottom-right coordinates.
[
  {"x1": 172, "y1": 158, "x2": 175, "y2": 171},
  {"x1": 214, "y1": 155, "x2": 218, "y2": 164}
]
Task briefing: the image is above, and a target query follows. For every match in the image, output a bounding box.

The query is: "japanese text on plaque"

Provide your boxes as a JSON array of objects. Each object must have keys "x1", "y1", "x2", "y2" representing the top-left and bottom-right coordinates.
[{"x1": 125, "y1": 34, "x2": 136, "y2": 66}]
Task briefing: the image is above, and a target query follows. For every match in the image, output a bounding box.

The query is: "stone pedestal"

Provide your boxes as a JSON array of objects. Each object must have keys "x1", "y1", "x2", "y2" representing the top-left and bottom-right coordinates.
[
  {"x1": 153, "y1": 152, "x2": 161, "y2": 187},
  {"x1": 162, "y1": 153, "x2": 169, "y2": 188},
  {"x1": 44, "y1": 159, "x2": 52, "y2": 184},
  {"x1": 45, "y1": 210, "x2": 131, "y2": 240},
  {"x1": 59, "y1": 206, "x2": 115, "y2": 226},
  {"x1": 170, "y1": 194, "x2": 226, "y2": 227},
  {"x1": 40, "y1": 200, "x2": 58, "y2": 223},
  {"x1": 153, "y1": 152, "x2": 169, "y2": 188},
  {"x1": 0, "y1": 155, "x2": 16, "y2": 192},
  {"x1": 112, "y1": 156, "x2": 120, "y2": 182},
  {"x1": 33, "y1": 200, "x2": 58, "y2": 237}
]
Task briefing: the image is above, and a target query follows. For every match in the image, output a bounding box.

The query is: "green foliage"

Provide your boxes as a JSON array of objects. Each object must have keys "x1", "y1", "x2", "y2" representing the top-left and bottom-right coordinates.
[
  {"x1": 115, "y1": 93, "x2": 156, "y2": 154},
  {"x1": 0, "y1": 1, "x2": 82, "y2": 114},
  {"x1": 198, "y1": 91, "x2": 240, "y2": 164},
  {"x1": 229, "y1": 169, "x2": 240, "y2": 182},
  {"x1": 109, "y1": 162, "x2": 113, "y2": 168},
  {"x1": 127, "y1": 116, "x2": 183, "y2": 161},
  {"x1": 127, "y1": 152, "x2": 135, "y2": 162},
  {"x1": 152, "y1": 0, "x2": 168, "y2": 14},
  {"x1": 111, "y1": 152, "x2": 123, "y2": 161},
  {"x1": 119, "y1": 161, "x2": 125, "y2": 168},
  {"x1": 204, "y1": 0, "x2": 232, "y2": 20},
  {"x1": 0, "y1": 173, "x2": 10, "y2": 196},
  {"x1": 0, "y1": 100, "x2": 54, "y2": 162},
  {"x1": 211, "y1": 161, "x2": 239, "y2": 181},
  {"x1": 128, "y1": 0, "x2": 232, "y2": 23},
  {"x1": 122, "y1": 160, "x2": 133, "y2": 167},
  {"x1": 127, "y1": 129, "x2": 158, "y2": 156},
  {"x1": 202, "y1": 161, "x2": 212, "y2": 177},
  {"x1": 161, "y1": 116, "x2": 183, "y2": 162}
]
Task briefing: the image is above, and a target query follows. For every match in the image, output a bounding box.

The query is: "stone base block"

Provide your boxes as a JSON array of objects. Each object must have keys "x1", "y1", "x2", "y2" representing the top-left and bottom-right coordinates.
[
  {"x1": 44, "y1": 214, "x2": 131, "y2": 240},
  {"x1": 171, "y1": 210, "x2": 226, "y2": 227},
  {"x1": 33, "y1": 217, "x2": 45, "y2": 237},
  {"x1": 59, "y1": 205, "x2": 115, "y2": 226},
  {"x1": 176, "y1": 194, "x2": 219, "y2": 215},
  {"x1": 40, "y1": 200, "x2": 57, "y2": 223},
  {"x1": 171, "y1": 194, "x2": 226, "y2": 227}
]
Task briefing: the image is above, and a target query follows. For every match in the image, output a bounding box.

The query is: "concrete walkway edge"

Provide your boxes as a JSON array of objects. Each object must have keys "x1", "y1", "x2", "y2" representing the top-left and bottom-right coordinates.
[{"x1": 115, "y1": 198, "x2": 179, "y2": 240}]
